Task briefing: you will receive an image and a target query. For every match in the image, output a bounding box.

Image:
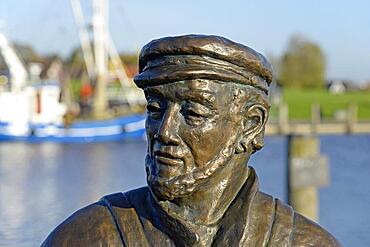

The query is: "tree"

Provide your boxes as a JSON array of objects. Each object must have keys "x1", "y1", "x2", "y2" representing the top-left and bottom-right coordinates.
[
  {"x1": 0, "y1": 43, "x2": 43, "y2": 70},
  {"x1": 278, "y1": 35, "x2": 326, "y2": 89},
  {"x1": 66, "y1": 47, "x2": 86, "y2": 78}
]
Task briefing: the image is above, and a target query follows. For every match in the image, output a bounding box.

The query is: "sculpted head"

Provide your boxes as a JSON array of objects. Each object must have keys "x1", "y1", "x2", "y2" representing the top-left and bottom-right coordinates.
[{"x1": 134, "y1": 35, "x2": 272, "y2": 201}]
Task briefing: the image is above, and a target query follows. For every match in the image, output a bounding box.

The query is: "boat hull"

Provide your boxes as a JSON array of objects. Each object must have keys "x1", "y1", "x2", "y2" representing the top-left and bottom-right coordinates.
[{"x1": 0, "y1": 114, "x2": 146, "y2": 143}]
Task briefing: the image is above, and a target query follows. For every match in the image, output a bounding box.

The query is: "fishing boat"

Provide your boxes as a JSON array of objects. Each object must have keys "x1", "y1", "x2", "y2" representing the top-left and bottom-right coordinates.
[
  {"x1": 0, "y1": 113, "x2": 145, "y2": 143},
  {"x1": 0, "y1": 0, "x2": 146, "y2": 143}
]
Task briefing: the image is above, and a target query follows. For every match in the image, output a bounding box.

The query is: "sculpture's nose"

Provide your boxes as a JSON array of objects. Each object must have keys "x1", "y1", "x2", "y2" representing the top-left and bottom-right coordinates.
[{"x1": 154, "y1": 103, "x2": 181, "y2": 145}]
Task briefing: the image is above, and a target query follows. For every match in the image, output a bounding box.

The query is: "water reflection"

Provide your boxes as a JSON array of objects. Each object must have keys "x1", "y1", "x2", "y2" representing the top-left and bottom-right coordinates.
[
  {"x1": 0, "y1": 141, "x2": 147, "y2": 247},
  {"x1": 0, "y1": 136, "x2": 370, "y2": 246}
]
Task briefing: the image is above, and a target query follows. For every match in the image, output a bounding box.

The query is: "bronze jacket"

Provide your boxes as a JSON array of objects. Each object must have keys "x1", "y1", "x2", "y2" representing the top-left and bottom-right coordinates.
[{"x1": 42, "y1": 168, "x2": 340, "y2": 247}]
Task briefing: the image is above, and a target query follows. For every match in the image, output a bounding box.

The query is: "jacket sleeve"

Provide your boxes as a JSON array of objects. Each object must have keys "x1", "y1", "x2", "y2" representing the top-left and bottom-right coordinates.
[
  {"x1": 41, "y1": 202, "x2": 123, "y2": 247},
  {"x1": 291, "y1": 213, "x2": 342, "y2": 247}
]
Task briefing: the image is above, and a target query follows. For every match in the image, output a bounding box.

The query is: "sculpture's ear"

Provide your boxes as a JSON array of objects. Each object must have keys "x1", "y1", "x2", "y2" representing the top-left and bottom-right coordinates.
[{"x1": 235, "y1": 103, "x2": 268, "y2": 154}]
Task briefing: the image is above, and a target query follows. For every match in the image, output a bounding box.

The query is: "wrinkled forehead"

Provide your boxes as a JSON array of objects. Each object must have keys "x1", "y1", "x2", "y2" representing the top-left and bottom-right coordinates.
[
  {"x1": 143, "y1": 80, "x2": 241, "y2": 109},
  {"x1": 143, "y1": 79, "x2": 228, "y2": 97},
  {"x1": 143, "y1": 79, "x2": 268, "y2": 108}
]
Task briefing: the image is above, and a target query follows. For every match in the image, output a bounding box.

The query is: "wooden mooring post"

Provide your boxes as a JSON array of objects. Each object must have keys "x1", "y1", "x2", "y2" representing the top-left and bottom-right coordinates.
[{"x1": 287, "y1": 135, "x2": 329, "y2": 222}]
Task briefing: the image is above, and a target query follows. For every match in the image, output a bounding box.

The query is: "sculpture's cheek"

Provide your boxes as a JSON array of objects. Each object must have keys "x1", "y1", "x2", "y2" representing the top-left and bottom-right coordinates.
[{"x1": 180, "y1": 115, "x2": 239, "y2": 170}]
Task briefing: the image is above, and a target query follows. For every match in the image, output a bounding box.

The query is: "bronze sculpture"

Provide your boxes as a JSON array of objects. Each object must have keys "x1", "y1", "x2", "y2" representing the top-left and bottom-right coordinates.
[{"x1": 42, "y1": 35, "x2": 340, "y2": 247}]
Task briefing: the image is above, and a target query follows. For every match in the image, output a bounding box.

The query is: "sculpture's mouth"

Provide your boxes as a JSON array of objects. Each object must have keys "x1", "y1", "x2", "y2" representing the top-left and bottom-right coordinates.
[
  {"x1": 154, "y1": 150, "x2": 184, "y2": 166},
  {"x1": 155, "y1": 155, "x2": 184, "y2": 166}
]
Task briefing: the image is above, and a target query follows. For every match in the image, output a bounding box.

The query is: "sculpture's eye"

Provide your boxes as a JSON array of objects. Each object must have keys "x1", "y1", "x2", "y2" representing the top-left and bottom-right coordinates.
[
  {"x1": 147, "y1": 100, "x2": 163, "y2": 120},
  {"x1": 181, "y1": 102, "x2": 212, "y2": 125}
]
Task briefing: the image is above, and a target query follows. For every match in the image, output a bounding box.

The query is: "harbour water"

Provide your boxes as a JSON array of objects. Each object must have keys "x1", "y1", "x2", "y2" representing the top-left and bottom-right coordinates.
[{"x1": 0, "y1": 135, "x2": 369, "y2": 246}]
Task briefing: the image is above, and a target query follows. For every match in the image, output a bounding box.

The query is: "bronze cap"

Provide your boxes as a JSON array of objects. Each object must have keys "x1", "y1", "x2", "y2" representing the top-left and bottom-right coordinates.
[{"x1": 134, "y1": 34, "x2": 273, "y2": 94}]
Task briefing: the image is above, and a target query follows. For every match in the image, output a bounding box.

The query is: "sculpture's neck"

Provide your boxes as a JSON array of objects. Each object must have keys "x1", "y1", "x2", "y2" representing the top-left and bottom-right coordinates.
[{"x1": 160, "y1": 153, "x2": 250, "y2": 227}]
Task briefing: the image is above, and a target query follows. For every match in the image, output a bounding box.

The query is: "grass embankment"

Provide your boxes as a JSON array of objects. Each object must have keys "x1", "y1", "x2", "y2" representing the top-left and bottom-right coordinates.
[{"x1": 282, "y1": 89, "x2": 370, "y2": 120}]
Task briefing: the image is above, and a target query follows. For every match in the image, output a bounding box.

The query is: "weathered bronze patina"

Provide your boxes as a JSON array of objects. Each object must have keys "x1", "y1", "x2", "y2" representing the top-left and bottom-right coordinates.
[{"x1": 42, "y1": 35, "x2": 340, "y2": 247}]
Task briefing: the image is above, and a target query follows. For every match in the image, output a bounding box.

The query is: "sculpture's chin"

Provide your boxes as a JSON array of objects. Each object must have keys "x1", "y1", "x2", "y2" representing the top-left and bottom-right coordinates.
[
  {"x1": 144, "y1": 154, "x2": 200, "y2": 200},
  {"x1": 147, "y1": 180, "x2": 185, "y2": 201},
  {"x1": 145, "y1": 142, "x2": 237, "y2": 201}
]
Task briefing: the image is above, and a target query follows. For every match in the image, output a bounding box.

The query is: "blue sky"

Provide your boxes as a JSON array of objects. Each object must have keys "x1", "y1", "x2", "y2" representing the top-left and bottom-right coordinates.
[{"x1": 0, "y1": 0, "x2": 370, "y2": 82}]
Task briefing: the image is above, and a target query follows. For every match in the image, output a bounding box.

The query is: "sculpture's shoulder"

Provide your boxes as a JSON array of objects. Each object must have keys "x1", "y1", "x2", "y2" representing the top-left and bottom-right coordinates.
[
  {"x1": 291, "y1": 210, "x2": 341, "y2": 247},
  {"x1": 41, "y1": 187, "x2": 150, "y2": 247},
  {"x1": 41, "y1": 201, "x2": 122, "y2": 247},
  {"x1": 255, "y1": 192, "x2": 340, "y2": 247}
]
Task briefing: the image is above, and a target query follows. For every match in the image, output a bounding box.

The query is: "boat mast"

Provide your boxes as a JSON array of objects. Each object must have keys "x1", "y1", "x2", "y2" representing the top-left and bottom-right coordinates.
[
  {"x1": 70, "y1": 0, "x2": 95, "y2": 80},
  {"x1": 70, "y1": 0, "x2": 135, "y2": 116},
  {"x1": 92, "y1": 0, "x2": 108, "y2": 117}
]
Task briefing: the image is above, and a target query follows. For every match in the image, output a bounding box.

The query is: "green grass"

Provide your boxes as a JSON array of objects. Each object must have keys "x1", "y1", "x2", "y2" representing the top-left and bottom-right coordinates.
[
  {"x1": 70, "y1": 79, "x2": 82, "y2": 101},
  {"x1": 282, "y1": 89, "x2": 370, "y2": 120}
]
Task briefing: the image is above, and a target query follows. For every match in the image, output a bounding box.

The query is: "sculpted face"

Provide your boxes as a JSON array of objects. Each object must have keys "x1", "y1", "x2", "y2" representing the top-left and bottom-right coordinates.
[{"x1": 144, "y1": 79, "x2": 251, "y2": 200}]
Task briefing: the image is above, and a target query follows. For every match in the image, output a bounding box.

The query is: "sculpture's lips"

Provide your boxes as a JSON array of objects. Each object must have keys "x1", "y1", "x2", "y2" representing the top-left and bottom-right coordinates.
[{"x1": 154, "y1": 150, "x2": 184, "y2": 166}]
